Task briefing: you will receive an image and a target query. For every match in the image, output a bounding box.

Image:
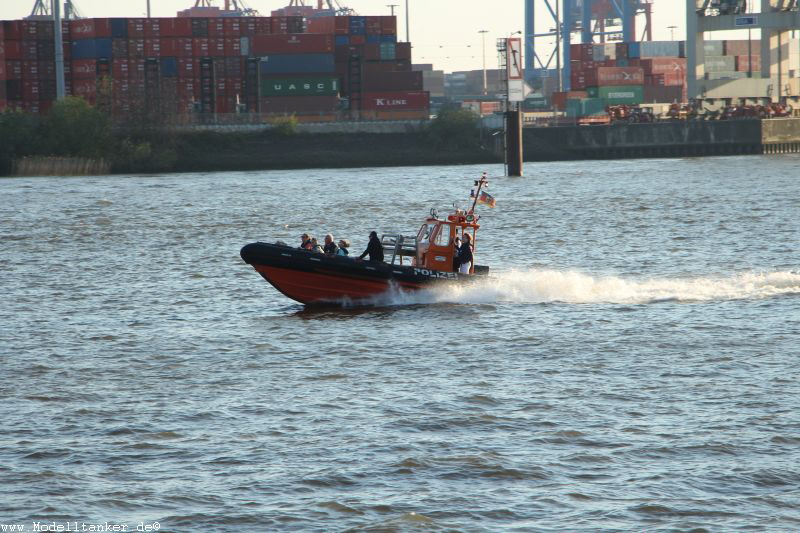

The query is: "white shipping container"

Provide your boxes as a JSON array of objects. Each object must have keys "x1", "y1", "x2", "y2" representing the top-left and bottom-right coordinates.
[
  {"x1": 703, "y1": 40, "x2": 724, "y2": 56},
  {"x1": 704, "y1": 55, "x2": 736, "y2": 72},
  {"x1": 591, "y1": 44, "x2": 616, "y2": 61},
  {"x1": 639, "y1": 40, "x2": 682, "y2": 58}
]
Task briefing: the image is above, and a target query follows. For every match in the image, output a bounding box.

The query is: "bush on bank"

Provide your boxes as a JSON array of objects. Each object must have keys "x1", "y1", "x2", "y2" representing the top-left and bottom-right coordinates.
[{"x1": 1, "y1": 98, "x2": 496, "y2": 176}]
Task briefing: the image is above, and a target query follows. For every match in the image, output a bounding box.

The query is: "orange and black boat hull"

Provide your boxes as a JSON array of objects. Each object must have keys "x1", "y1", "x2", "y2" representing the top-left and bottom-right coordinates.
[{"x1": 240, "y1": 242, "x2": 470, "y2": 306}]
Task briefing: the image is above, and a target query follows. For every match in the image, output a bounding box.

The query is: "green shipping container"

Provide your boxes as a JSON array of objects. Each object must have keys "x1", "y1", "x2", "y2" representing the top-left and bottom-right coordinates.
[
  {"x1": 380, "y1": 42, "x2": 396, "y2": 60},
  {"x1": 566, "y1": 97, "x2": 606, "y2": 117},
  {"x1": 598, "y1": 85, "x2": 644, "y2": 105},
  {"x1": 260, "y1": 77, "x2": 340, "y2": 97}
]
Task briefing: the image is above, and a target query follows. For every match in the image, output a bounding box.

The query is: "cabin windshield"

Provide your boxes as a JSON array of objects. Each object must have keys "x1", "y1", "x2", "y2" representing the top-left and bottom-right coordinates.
[
  {"x1": 433, "y1": 224, "x2": 451, "y2": 247},
  {"x1": 417, "y1": 224, "x2": 431, "y2": 244}
]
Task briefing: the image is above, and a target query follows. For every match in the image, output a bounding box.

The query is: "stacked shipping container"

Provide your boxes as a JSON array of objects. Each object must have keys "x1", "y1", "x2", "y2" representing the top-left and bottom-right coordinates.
[
  {"x1": 1, "y1": 13, "x2": 429, "y2": 119},
  {"x1": 565, "y1": 40, "x2": 687, "y2": 114}
]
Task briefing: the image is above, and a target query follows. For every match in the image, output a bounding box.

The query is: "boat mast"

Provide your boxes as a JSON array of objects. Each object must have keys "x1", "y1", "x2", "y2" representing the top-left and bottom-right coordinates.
[{"x1": 469, "y1": 172, "x2": 489, "y2": 214}]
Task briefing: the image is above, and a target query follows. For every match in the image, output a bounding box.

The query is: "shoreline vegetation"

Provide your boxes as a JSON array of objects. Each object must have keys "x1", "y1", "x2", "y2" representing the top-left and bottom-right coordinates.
[{"x1": 1, "y1": 97, "x2": 498, "y2": 177}]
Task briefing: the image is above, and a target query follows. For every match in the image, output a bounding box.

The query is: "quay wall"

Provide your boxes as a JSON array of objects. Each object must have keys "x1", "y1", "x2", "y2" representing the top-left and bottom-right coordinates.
[{"x1": 523, "y1": 118, "x2": 800, "y2": 161}]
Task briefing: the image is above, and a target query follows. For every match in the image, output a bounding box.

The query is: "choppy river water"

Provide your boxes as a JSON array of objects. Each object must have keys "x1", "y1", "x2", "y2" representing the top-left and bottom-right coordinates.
[{"x1": 2, "y1": 156, "x2": 800, "y2": 532}]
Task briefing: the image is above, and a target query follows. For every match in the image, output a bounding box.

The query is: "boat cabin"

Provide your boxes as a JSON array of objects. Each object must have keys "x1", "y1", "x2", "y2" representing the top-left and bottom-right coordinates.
[{"x1": 380, "y1": 208, "x2": 480, "y2": 274}]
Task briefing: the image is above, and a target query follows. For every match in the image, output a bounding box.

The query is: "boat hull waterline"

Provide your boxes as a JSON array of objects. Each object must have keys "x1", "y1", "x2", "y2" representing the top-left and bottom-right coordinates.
[{"x1": 240, "y1": 242, "x2": 483, "y2": 306}]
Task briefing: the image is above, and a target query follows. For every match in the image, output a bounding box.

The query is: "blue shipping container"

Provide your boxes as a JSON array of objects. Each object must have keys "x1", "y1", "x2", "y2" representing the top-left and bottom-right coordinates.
[
  {"x1": 367, "y1": 35, "x2": 381, "y2": 44},
  {"x1": 160, "y1": 57, "x2": 178, "y2": 77},
  {"x1": 72, "y1": 38, "x2": 113, "y2": 60},
  {"x1": 349, "y1": 16, "x2": 366, "y2": 35},
  {"x1": 379, "y1": 42, "x2": 396, "y2": 61},
  {"x1": 259, "y1": 53, "x2": 335, "y2": 74},
  {"x1": 110, "y1": 18, "x2": 128, "y2": 38},
  {"x1": 334, "y1": 36, "x2": 349, "y2": 46},
  {"x1": 380, "y1": 35, "x2": 397, "y2": 43}
]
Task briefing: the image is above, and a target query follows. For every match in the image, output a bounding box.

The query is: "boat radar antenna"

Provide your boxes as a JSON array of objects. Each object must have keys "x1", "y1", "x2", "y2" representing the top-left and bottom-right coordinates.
[{"x1": 469, "y1": 172, "x2": 490, "y2": 214}]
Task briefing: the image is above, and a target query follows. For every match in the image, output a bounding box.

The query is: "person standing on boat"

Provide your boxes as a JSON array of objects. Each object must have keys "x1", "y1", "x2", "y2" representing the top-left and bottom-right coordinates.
[
  {"x1": 323, "y1": 234, "x2": 339, "y2": 255},
  {"x1": 358, "y1": 231, "x2": 384, "y2": 262},
  {"x1": 453, "y1": 236, "x2": 462, "y2": 270},
  {"x1": 456, "y1": 233, "x2": 473, "y2": 274}
]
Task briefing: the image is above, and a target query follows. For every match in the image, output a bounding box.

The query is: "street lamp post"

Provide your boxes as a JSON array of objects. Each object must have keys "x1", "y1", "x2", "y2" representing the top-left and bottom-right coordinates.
[
  {"x1": 387, "y1": 4, "x2": 398, "y2": 16},
  {"x1": 668, "y1": 25, "x2": 677, "y2": 41},
  {"x1": 405, "y1": 0, "x2": 410, "y2": 43},
  {"x1": 479, "y1": 30, "x2": 488, "y2": 95}
]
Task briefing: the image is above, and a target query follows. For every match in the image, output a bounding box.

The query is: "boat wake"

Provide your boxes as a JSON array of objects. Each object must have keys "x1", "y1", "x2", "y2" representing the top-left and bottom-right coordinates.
[{"x1": 374, "y1": 269, "x2": 800, "y2": 306}]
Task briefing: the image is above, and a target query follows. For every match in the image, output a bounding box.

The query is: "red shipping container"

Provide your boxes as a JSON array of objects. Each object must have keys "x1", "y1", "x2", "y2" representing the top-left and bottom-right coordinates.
[
  {"x1": 208, "y1": 18, "x2": 225, "y2": 37},
  {"x1": 570, "y1": 43, "x2": 593, "y2": 62},
  {"x1": 193, "y1": 38, "x2": 210, "y2": 57},
  {"x1": 334, "y1": 17, "x2": 349, "y2": 35},
  {"x1": 735, "y1": 55, "x2": 760, "y2": 72},
  {"x1": 639, "y1": 58, "x2": 686, "y2": 75},
  {"x1": 144, "y1": 18, "x2": 161, "y2": 37},
  {"x1": 112, "y1": 58, "x2": 130, "y2": 79},
  {"x1": 6, "y1": 60, "x2": 23, "y2": 79},
  {"x1": 226, "y1": 78, "x2": 243, "y2": 96},
  {"x1": 361, "y1": 91, "x2": 428, "y2": 110},
  {"x1": 160, "y1": 38, "x2": 179, "y2": 57},
  {"x1": 251, "y1": 34, "x2": 334, "y2": 55},
  {"x1": 4, "y1": 21, "x2": 23, "y2": 40},
  {"x1": 72, "y1": 78, "x2": 97, "y2": 101},
  {"x1": 366, "y1": 16, "x2": 382, "y2": 35},
  {"x1": 364, "y1": 43, "x2": 380, "y2": 61},
  {"x1": 380, "y1": 16, "x2": 397, "y2": 35},
  {"x1": 70, "y1": 18, "x2": 112, "y2": 39},
  {"x1": 306, "y1": 17, "x2": 334, "y2": 35},
  {"x1": 177, "y1": 78, "x2": 198, "y2": 99},
  {"x1": 129, "y1": 39, "x2": 145, "y2": 58},
  {"x1": 176, "y1": 38, "x2": 194, "y2": 57},
  {"x1": 350, "y1": 35, "x2": 366, "y2": 45},
  {"x1": 224, "y1": 38, "x2": 241, "y2": 57},
  {"x1": 128, "y1": 59, "x2": 145, "y2": 79},
  {"x1": 22, "y1": 41, "x2": 38, "y2": 61},
  {"x1": 22, "y1": 79, "x2": 40, "y2": 100},
  {"x1": 70, "y1": 59, "x2": 97, "y2": 79},
  {"x1": 208, "y1": 38, "x2": 226, "y2": 57},
  {"x1": 144, "y1": 39, "x2": 161, "y2": 57},
  {"x1": 172, "y1": 18, "x2": 192, "y2": 37},
  {"x1": 396, "y1": 42, "x2": 411, "y2": 60},
  {"x1": 725, "y1": 40, "x2": 761, "y2": 56},
  {"x1": 223, "y1": 18, "x2": 243, "y2": 37},
  {"x1": 585, "y1": 66, "x2": 644, "y2": 86},
  {"x1": 128, "y1": 18, "x2": 146, "y2": 37},
  {"x1": 4, "y1": 41, "x2": 22, "y2": 60},
  {"x1": 177, "y1": 58, "x2": 197, "y2": 78}
]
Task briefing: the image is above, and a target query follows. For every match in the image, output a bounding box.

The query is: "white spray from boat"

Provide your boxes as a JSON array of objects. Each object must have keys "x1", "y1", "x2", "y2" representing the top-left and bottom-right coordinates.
[{"x1": 371, "y1": 269, "x2": 800, "y2": 306}]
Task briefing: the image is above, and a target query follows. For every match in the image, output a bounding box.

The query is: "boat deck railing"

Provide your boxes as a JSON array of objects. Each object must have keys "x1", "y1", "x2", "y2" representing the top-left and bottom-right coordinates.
[{"x1": 381, "y1": 234, "x2": 418, "y2": 266}]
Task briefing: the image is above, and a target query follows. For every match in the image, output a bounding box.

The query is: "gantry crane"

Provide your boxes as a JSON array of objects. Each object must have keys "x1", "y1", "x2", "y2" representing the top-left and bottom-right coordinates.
[
  {"x1": 28, "y1": 0, "x2": 81, "y2": 19},
  {"x1": 193, "y1": 0, "x2": 259, "y2": 15},
  {"x1": 524, "y1": 0, "x2": 654, "y2": 89}
]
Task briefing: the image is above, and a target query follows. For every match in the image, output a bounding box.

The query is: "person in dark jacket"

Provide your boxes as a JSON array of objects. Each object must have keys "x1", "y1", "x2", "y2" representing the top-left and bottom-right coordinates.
[
  {"x1": 457, "y1": 233, "x2": 473, "y2": 274},
  {"x1": 323, "y1": 234, "x2": 339, "y2": 255},
  {"x1": 358, "y1": 231, "x2": 384, "y2": 262}
]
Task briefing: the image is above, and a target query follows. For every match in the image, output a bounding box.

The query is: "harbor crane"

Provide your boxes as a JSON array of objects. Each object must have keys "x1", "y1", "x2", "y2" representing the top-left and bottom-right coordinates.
[
  {"x1": 193, "y1": 0, "x2": 259, "y2": 15},
  {"x1": 28, "y1": 0, "x2": 80, "y2": 19},
  {"x1": 524, "y1": 0, "x2": 654, "y2": 89}
]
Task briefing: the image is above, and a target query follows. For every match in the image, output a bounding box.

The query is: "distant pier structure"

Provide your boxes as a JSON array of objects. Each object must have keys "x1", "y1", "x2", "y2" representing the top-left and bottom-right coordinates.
[{"x1": 688, "y1": 0, "x2": 800, "y2": 103}]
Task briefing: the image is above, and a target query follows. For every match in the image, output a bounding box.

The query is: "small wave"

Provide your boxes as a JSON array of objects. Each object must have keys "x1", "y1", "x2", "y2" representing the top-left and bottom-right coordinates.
[{"x1": 383, "y1": 269, "x2": 800, "y2": 306}]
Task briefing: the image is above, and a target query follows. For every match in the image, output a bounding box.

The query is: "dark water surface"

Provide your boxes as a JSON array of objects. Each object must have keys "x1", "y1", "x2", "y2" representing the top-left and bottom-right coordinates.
[{"x1": 2, "y1": 157, "x2": 800, "y2": 532}]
